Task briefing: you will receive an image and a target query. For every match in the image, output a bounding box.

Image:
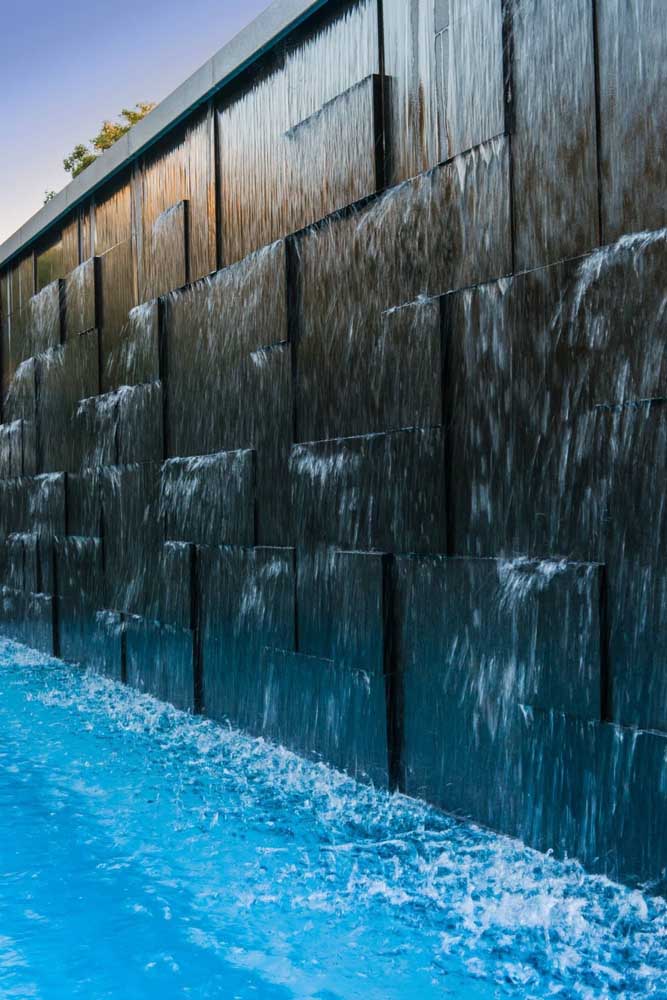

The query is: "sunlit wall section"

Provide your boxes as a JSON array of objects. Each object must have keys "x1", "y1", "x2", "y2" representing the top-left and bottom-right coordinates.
[
  {"x1": 139, "y1": 107, "x2": 216, "y2": 300},
  {"x1": 217, "y1": 0, "x2": 380, "y2": 265}
]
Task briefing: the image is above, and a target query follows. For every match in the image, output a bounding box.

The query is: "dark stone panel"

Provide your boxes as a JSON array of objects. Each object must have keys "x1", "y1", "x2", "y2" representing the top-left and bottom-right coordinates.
[
  {"x1": 198, "y1": 545, "x2": 296, "y2": 727},
  {"x1": 125, "y1": 616, "x2": 195, "y2": 712},
  {"x1": 164, "y1": 241, "x2": 287, "y2": 459},
  {"x1": 100, "y1": 463, "x2": 161, "y2": 618},
  {"x1": 36, "y1": 330, "x2": 100, "y2": 473},
  {"x1": 24, "y1": 280, "x2": 62, "y2": 355},
  {"x1": 158, "y1": 542, "x2": 195, "y2": 630},
  {"x1": 600, "y1": 404, "x2": 667, "y2": 733},
  {"x1": 29, "y1": 473, "x2": 67, "y2": 539},
  {"x1": 444, "y1": 262, "x2": 611, "y2": 563},
  {"x1": 564, "y1": 233, "x2": 667, "y2": 408},
  {"x1": 596, "y1": 0, "x2": 667, "y2": 242},
  {"x1": 0, "y1": 425, "x2": 12, "y2": 478},
  {"x1": 9, "y1": 421, "x2": 24, "y2": 478},
  {"x1": 382, "y1": 0, "x2": 439, "y2": 182},
  {"x1": 297, "y1": 293, "x2": 442, "y2": 443},
  {"x1": 297, "y1": 547, "x2": 389, "y2": 678},
  {"x1": 55, "y1": 536, "x2": 105, "y2": 666},
  {"x1": 296, "y1": 139, "x2": 510, "y2": 441},
  {"x1": 290, "y1": 428, "x2": 447, "y2": 553},
  {"x1": 85, "y1": 610, "x2": 125, "y2": 682},
  {"x1": 597, "y1": 723, "x2": 667, "y2": 892},
  {"x1": 0, "y1": 588, "x2": 54, "y2": 655},
  {"x1": 64, "y1": 258, "x2": 97, "y2": 339},
  {"x1": 4, "y1": 535, "x2": 25, "y2": 591},
  {"x1": 517, "y1": 707, "x2": 600, "y2": 863},
  {"x1": 66, "y1": 468, "x2": 102, "y2": 538},
  {"x1": 142, "y1": 201, "x2": 189, "y2": 301},
  {"x1": 98, "y1": 240, "x2": 137, "y2": 363},
  {"x1": 394, "y1": 554, "x2": 603, "y2": 820},
  {"x1": 237, "y1": 344, "x2": 293, "y2": 547},
  {"x1": 4, "y1": 357, "x2": 37, "y2": 477},
  {"x1": 160, "y1": 450, "x2": 255, "y2": 548},
  {"x1": 116, "y1": 383, "x2": 164, "y2": 466},
  {"x1": 70, "y1": 383, "x2": 164, "y2": 471},
  {"x1": 22, "y1": 534, "x2": 39, "y2": 594},
  {"x1": 71, "y1": 394, "x2": 118, "y2": 471},
  {"x1": 259, "y1": 648, "x2": 389, "y2": 786},
  {"x1": 511, "y1": 0, "x2": 599, "y2": 270},
  {"x1": 0, "y1": 477, "x2": 30, "y2": 538},
  {"x1": 441, "y1": 0, "x2": 505, "y2": 160},
  {"x1": 101, "y1": 301, "x2": 160, "y2": 394},
  {"x1": 285, "y1": 76, "x2": 383, "y2": 236}
]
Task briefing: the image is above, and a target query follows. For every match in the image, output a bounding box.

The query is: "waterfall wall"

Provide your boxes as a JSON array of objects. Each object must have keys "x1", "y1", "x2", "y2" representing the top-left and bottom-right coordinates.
[{"x1": 1, "y1": 0, "x2": 667, "y2": 891}]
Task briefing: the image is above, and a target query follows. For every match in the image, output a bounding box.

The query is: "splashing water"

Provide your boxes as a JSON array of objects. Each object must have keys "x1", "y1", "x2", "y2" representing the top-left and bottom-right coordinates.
[{"x1": 1, "y1": 638, "x2": 666, "y2": 999}]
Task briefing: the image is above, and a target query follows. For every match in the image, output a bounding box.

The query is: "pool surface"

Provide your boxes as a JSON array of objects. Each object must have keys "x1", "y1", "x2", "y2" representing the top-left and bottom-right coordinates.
[{"x1": 1, "y1": 638, "x2": 666, "y2": 999}]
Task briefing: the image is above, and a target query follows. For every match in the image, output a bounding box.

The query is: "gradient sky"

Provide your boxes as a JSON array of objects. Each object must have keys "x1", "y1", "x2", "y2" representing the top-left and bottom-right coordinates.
[{"x1": 0, "y1": 0, "x2": 271, "y2": 244}]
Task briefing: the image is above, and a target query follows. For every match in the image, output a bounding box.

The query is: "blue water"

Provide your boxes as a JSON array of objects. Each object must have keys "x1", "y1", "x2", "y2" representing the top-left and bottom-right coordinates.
[{"x1": 1, "y1": 640, "x2": 667, "y2": 999}]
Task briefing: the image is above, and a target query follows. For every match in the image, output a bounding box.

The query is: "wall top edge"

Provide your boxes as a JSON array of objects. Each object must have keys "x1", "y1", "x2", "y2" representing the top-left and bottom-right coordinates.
[{"x1": 0, "y1": 0, "x2": 330, "y2": 272}]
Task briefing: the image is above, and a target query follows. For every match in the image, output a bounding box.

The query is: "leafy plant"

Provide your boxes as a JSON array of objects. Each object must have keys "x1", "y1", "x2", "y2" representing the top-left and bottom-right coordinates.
[{"x1": 63, "y1": 103, "x2": 156, "y2": 177}]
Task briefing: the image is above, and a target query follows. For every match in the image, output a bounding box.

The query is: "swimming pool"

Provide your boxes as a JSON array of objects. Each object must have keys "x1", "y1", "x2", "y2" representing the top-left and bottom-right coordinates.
[{"x1": 1, "y1": 638, "x2": 666, "y2": 999}]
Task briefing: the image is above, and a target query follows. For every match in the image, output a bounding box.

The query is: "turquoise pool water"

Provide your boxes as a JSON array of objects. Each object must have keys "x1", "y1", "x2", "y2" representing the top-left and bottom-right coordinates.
[{"x1": 1, "y1": 638, "x2": 666, "y2": 999}]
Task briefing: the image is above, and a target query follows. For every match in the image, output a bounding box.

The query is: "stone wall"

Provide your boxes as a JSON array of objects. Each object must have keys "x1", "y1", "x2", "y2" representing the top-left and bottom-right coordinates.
[{"x1": 1, "y1": 0, "x2": 666, "y2": 891}]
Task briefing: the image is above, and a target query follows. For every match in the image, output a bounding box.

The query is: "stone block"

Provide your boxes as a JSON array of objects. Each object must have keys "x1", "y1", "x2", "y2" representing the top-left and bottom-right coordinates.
[
  {"x1": 596, "y1": 0, "x2": 667, "y2": 241},
  {"x1": 98, "y1": 239, "x2": 137, "y2": 360},
  {"x1": 24, "y1": 279, "x2": 62, "y2": 355},
  {"x1": 198, "y1": 544, "x2": 296, "y2": 726},
  {"x1": 511, "y1": 0, "x2": 599, "y2": 270},
  {"x1": 296, "y1": 138, "x2": 510, "y2": 440},
  {"x1": 163, "y1": 240, "x2": 287, "y2": 458},
  {"x1": 142, "y1": 201, "x2": 189, "y2": 301},
  {"x1": 101, "y1": 301, "x2": 160, "y2": 394},
  {"x1": 125, "y1": 615, "x2": 196, "y2": 712},
  {"x1": 290, "y1": 427, "x2": 447, "y2": 553},
  {"x1": 394, "y1": 553, "x2": 604, "y2": 825},
  {"x1": 600, "y1": 404, "x2": 667, "y2": 733},
  {"x1": 100, "y1": 463, "x2": 161, "y2": 618},
  {"x1": 36, "y1": 330, "x2": 100, "y2": 473},
  {"x1": 66, "y1": 468, "x2": 102, "y2": 538},
  {"x1": 158, "y1": 541, "x2": 195, "y2": 630},
  {"x1": 64, "y1": 258, "x2": 97, "y2": 338},
  {"x1": 160, "y1": 450, "x2": 255, "y2": 548},
  {"x1": 259, "y1": 648, "x2": 389, "y2": 786},
  {"x1": 297, "y1": 547, "x2": 389, "y2": 677}
]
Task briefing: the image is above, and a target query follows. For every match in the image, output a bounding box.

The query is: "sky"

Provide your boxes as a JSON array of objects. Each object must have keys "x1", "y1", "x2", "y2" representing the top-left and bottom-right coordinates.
[{"x1": 0, "y1": 0, "x2": 271, "y2": 244}]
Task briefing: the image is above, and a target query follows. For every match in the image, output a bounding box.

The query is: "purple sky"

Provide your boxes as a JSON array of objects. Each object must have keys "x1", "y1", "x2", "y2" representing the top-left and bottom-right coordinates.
[{"x1": 0, "y1": 0, "x2": 271, "y2": 243}]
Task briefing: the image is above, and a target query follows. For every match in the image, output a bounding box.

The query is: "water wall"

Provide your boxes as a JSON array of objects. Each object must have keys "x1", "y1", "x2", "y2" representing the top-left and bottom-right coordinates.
[{"x1": 1, "y1": 0, "x2": 666, "y2": 891}]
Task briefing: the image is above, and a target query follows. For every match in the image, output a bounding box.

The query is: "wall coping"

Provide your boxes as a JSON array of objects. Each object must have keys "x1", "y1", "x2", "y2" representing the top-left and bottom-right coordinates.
[{"x1": 0, "y1": 0, "x2": 329, "y2": 270}]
